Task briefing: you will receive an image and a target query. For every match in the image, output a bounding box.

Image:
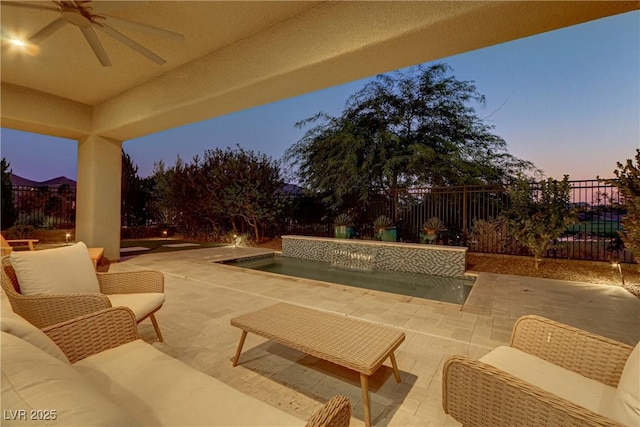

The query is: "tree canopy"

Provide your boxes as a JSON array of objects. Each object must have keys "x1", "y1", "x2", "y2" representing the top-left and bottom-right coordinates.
[
  {"x1": 153, "y1": 146, "x2": 284, "y2": 240},
  {"x1": 285, "y1": 63, "x2": 535, "y2": 210},
  {"x1": 122, "y1": 150, "x2": 155, "y2": 227},
  {"x1": 607, "y1": 149, "x2": 640, "y2": 265},
  {"x1": 1, "y1": 158, "x2": 17, "y2": 230}
]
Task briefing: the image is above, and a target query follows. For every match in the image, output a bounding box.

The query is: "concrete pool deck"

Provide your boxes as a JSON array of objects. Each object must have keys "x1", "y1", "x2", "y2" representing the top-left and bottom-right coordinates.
[{"x1": 113, "y1": 246, "x2": 640, "y2": 427}]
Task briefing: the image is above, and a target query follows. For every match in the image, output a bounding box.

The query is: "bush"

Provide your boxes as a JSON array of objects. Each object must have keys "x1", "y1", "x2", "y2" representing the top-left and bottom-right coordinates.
[
  {"x1": 503, "y1": 176, "x2": 577, "y2": 269},
  {"x1": 468, "y1": 217, "x2": 518, "y2": 254},
  {"x1": 222, "y1": 231, "x2": 252, "y2": 246},
  {"x1": 606, "y1": 149, "x2": 640, "y2": 266},
  {"x1": 4, "y1": 225, "x2": 36, "y2": 239}
]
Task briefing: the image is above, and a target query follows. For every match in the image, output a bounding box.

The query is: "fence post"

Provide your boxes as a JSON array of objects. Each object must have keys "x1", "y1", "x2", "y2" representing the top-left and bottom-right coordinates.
[
  {"x1": 392, "y1": 188, "x2": 398, "y2": 224},
  {"x1": 462, "y1": 185, "x2": 468, "y2": 243}
]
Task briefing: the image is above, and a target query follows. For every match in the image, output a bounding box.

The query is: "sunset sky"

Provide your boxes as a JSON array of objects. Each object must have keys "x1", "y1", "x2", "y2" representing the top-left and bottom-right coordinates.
[{"x1": 2, "y1": 10, "x2": 638, "y2": 183}]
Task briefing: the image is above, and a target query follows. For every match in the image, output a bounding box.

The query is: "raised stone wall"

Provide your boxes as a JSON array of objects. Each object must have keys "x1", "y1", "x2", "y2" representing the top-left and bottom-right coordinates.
[{"x1": 282, "y1": 235, "x2": 467, "y2": 277}]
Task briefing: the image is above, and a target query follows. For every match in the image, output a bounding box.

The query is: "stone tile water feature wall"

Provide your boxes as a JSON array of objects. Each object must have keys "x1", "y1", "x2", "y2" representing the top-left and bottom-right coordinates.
[{"x1": 282, "y1": 235, "x2": 467, "y2": 277}]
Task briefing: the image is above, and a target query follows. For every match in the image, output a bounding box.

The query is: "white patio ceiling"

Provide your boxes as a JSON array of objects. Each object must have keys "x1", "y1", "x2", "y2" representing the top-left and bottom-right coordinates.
[{"x1": 1, "y1": 1, "x2": 637, "y2": 142}]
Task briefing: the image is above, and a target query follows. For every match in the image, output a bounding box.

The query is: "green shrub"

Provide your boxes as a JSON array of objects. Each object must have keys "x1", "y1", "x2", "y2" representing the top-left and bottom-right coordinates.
[
  {"x1": 606, "y1": 149, "x2": 640, "y2": 266},
  {"x1": 469, "y1": 217, "x2": 518, "y2": 254},
  {"x1": 503, "y1": 176, "x2": 577, "y2": 269},
  {"x1": 4, "y1": 225, "x2": 36, "y2": 239},
  {"x1": 373, "y1": 215, "x2": 393, "y2": 229},
  {"x1": 334, "y1": 213, "x2": 354, "y2": 226}
]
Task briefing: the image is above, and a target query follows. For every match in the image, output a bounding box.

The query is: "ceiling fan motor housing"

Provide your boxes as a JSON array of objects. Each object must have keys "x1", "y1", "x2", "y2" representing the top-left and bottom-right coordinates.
[{"x1": 61, "y1": 6, "x2": 93, "y2": 27}]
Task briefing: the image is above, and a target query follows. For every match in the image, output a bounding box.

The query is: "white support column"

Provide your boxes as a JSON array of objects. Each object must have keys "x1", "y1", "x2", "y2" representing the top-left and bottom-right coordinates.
[{"x1": 76, "y1": 135, "x2": 122, "y2": 261}]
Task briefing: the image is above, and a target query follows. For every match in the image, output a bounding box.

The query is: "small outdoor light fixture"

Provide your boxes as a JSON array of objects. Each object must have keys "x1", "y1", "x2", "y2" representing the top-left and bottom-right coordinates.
[
  {"x1": 611, "y1": 260, "x2": 625, "y2": 286},
  {"x1": 65, "y1": 233, "x2": 71, "y2": 244},
  {"x1": 162, "y1": 230, "x2": 168, "y2": 238}
]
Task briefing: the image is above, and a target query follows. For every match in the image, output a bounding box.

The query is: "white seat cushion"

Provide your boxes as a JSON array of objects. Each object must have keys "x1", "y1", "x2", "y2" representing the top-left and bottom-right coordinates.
[
  {"x1": 10, "y1": 242, "x2": 99, "y2": 295},
  {"x1": 612, "y1": 342, "x2": 640, "y2": 426},
  {"x1": 480, "y1": 346, "x2": 620, "y2": 423},
  {"x1": 74, "y1": 339, "x2": 304, "y2": 426},
  {"x1": 1, "y1": 332, "x2": 140, "y2": 426},
  {"x1": 107, "y1": 293, "x2": 165, "y2": 321}
]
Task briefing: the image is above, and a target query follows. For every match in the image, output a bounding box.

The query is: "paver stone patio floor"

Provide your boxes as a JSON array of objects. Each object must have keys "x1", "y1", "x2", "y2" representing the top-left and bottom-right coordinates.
[{"x1": 114, "y1": 246, "x2": 640, "y2": 426}]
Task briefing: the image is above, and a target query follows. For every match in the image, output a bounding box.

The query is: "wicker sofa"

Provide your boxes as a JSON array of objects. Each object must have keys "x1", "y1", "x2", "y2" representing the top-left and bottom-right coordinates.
[
  {"x1": 442, "y1": 315, "x2": 639, "y2": 427},
  {"x1": 1, "y1": 298, "x2": 351, "y2": 427}
]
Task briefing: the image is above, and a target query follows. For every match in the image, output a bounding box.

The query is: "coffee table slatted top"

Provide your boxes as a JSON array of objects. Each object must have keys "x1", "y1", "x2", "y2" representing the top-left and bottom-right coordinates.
[{"x1": 230, "y1": 303, "x2": 405, "y2": 376}]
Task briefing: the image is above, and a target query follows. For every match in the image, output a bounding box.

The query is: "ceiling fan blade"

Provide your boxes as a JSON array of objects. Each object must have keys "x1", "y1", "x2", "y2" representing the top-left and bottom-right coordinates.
[
  {"x1": 79, "y1": 25, "x2": 112, "y2": 66},
  {"x1": 94, "y1": 14, "x2": 184, "y2": 42},
  {"x1": 2, "y1": 1, "x2": 59, "y2": 12},
  {"x1": 95, "y1": 23, "x2": 165, "y2": 65},
  {"x1": 30, "y1": 18, "x2": 67, "y2": 45},
  {"x1": 88, "y1": 1, "x2": 149, "y2": 13}
]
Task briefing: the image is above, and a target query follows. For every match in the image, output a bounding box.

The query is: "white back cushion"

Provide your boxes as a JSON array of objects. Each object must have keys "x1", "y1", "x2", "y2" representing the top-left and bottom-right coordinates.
[
  {"x1": 10, "y1": 242, "x2": 99, "y2": 295},
  {"x1": 480, "y1": 346, "x2": 617, "y2": 418},
  {"x1": 613, "y1": 342, "x2": 640, "y2": 426}
]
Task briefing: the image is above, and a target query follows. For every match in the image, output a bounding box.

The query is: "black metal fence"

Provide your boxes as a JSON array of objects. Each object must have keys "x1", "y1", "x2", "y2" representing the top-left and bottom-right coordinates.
[
  {"x1": 9, "y1": 185, "x2": 76, "y2": 229},
  {"x1": 283, "y1": 179, "x2": 631, "y2": 263},
  {"x1": 7, "y1": 179, "x2": 632, "y2": 263}
]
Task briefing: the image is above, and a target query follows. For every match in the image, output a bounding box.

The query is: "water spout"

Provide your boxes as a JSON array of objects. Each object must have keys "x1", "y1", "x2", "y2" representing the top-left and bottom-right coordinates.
[{"x1": 331, "y1": 248, "x2": 376, "y2": 271}]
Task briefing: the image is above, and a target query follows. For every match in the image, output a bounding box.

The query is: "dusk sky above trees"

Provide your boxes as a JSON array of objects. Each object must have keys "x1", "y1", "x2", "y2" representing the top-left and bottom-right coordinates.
[{"x1": 1, "y1": 10, "x2": 638, "y2": 183}]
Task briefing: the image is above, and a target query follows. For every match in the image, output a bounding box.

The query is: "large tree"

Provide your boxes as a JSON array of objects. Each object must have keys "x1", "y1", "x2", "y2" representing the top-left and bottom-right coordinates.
[
  {"x1": 607, "y1": 149, "x2": 640, "y2": 266},
  {"x1": 153, "y1": 147, "x2": 284, "y2": 240},
  {"x1": 121, "y1": 150, "x2": 154, "y2": 227},
  {"x1": 1, "y1": 158, "x2": 18, "y2": 229},
  {"x1": 198, "y1": 147, "x2": 284, "y2": 240},
  {"x1": 153, "y1": 157, "x2": 200, "y2": 230},
  {"x1": 285, "y1": 63, "x2": 535, "y2": 210}
]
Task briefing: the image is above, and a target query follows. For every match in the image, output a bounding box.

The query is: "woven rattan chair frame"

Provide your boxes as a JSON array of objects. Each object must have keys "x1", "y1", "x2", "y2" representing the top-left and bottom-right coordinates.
[
  {"x1": 1, "y1": 234, "x2": 38, "y2": 255},
  {"x1": 1, "y1": 256, "x2": 165, "y2": 341},
  {"x1": 510, "y1": 315, "x2": 633, "y2": 386},
  {"x1": 43, "y1": 307, "x2": 139, "y2": 363},
  {"x1": 442, "y1": 315, "x2": 633, "y2": 427}
]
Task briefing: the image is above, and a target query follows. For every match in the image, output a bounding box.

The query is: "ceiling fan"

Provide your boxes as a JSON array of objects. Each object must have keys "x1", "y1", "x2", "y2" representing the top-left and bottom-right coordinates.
[{"x1": 4, "y1": 0, "x2": 184, "y2": 66}]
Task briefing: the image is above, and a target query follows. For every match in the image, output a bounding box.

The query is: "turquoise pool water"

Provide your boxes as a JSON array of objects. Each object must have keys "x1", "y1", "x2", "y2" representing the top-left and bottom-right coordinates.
[{"x1": 227, "y1": 255, "x2": 474, "y2": 304}]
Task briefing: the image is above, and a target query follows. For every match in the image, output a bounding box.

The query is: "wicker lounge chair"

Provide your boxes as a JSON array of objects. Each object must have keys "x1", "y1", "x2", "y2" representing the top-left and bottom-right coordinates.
[
  {"x1": 442, "y1": 315, "x2": 639, "y2": 427},
  {"x1": 1, "y1": 254, "x2": 165, "y2": 341},
  {"x1": 1, "y1": 233, "x2": 38, "y2": 255}
]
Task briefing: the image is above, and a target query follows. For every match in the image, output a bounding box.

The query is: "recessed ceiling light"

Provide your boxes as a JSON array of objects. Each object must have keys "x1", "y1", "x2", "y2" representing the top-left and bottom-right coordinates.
[{"x1": 10, "y1": 38, "x2": 26, "y2": 47}]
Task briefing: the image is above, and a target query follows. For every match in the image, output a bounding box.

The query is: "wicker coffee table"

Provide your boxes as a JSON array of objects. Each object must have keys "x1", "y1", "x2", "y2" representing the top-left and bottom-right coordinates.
[{"x1": 230, "y1": 303, "x2": 405, "y2": 427}]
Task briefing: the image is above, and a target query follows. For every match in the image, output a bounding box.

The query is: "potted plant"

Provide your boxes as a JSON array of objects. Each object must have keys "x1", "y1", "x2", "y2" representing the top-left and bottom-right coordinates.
[
  {"x1": 334, "y1": 213, "x2": 355, "y2": 239},
  {"x1": 421, "y1": 217, "x2": 447, "y2": 244},
  {"x1": 373, "y1": 215, "x2": 397, "y2": 242}
]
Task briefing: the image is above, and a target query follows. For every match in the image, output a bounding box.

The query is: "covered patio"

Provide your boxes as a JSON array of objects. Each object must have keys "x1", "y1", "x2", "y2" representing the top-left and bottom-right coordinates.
[
  {"x1": 3, "y1": 2, "x2": 639, "y2": 424},
  {"x1": 114, "y1": 247, "x2": 639, "y2": 426}
]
